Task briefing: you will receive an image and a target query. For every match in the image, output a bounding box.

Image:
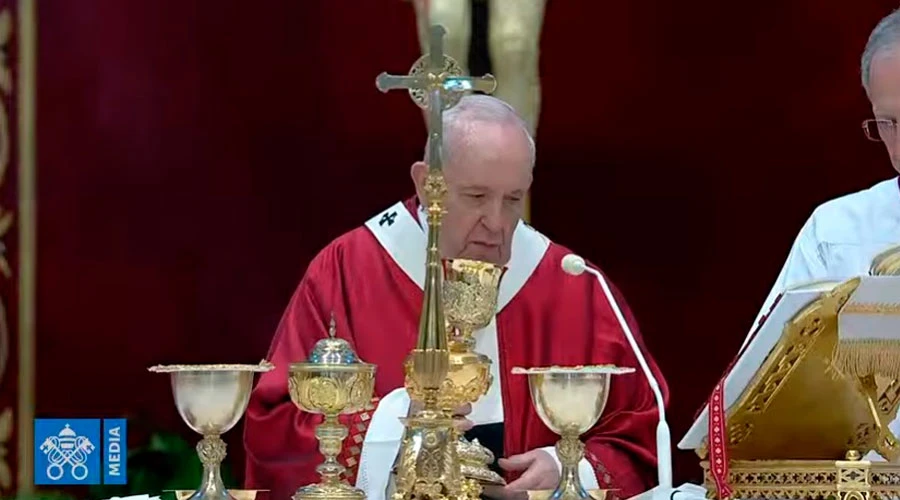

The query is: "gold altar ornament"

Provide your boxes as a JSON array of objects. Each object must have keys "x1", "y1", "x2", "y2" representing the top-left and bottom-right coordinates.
[
  {"x1": 512, "y1": 366, "x2": 635, "y2": 500},
  {"x1": 376, "y1": 23, "x2": 497, "y2": 500},
  {"x1": 289, "y1": 314, "x2": 376, "y2": 500},
  {"x1": 148, "y1": 361, "x2": 274, "y2": 500},
  {"x1": 698, "y1": 450, "x2": 900, "y2": 500}
]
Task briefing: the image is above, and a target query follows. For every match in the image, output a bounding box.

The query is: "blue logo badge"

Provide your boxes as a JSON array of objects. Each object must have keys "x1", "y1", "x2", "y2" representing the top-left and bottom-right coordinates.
[
  {"x1": 35, "y1": 419, "x2": 100, "y2": 485},
  {"x1": 34, "y1": 418, "x2": 127, "y2": 486},
  {"x1": 103, "y1": 419, "x2": 127, "y2": 485}
]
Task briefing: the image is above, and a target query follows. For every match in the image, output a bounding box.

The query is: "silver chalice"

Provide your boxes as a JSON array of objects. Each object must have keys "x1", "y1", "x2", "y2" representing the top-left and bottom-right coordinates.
[{"x1": 149, "y1": 361, "x2": 274, "y2": 500}]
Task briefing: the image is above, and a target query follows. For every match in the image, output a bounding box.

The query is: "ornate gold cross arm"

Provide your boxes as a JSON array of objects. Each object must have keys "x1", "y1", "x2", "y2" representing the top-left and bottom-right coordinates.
[
  {"x1": 375, "y1": 74, "x2": 426, "y2": 93},
  {"x1": 373, "y1": 25, "x2": 497, "y2": 174},
  {"x1": 374, "y1": 73, "x2": 497, "y2": 97}
]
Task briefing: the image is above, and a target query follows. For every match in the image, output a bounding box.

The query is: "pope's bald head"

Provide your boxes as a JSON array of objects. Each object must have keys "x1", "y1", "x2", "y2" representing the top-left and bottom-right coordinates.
[{"x1": 423, "y1": 94, "x2": 536, "y2": 173}]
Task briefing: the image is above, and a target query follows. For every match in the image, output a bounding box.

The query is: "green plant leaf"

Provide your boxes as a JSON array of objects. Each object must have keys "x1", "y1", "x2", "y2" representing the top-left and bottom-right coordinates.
[{"x1": 5, "y1": 491, "x2": 79, "y2": 500}]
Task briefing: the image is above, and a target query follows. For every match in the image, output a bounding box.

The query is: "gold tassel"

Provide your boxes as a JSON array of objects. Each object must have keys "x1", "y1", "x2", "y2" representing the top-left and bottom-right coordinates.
[{"x1": 834, "y1": 339, "x2": 900, "y2": 379}]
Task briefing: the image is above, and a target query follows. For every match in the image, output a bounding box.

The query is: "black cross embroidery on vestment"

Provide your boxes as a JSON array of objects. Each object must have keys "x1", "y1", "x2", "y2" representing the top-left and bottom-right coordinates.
[{"x1": 379, "y1": 211, "x2": 398, "y2": 227}]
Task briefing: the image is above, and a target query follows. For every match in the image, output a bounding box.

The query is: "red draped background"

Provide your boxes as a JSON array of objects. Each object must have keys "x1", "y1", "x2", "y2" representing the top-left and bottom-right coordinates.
[{"x1": 34, "y1": 0, "x2": 899, "y2": 490}]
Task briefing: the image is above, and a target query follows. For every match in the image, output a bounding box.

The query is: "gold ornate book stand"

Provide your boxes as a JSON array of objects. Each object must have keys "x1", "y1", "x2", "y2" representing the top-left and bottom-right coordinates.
[{"x1": 681, "y1": 250, "x2": 900, "y2": 500}]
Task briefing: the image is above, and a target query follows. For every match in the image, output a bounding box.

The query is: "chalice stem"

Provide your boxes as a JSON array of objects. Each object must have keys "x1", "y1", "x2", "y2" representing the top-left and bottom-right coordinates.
[
  {"x1": 316, "y1": 414, "x2": 349, "y2": 484},
  {"x1": 198, "y1": 464, "x2": 228, "y2": 498},
  {"x1": 195, "y1": 434, "x2": 230, "y2": 500},
  {"x1": 553, "y1": 435, "x2": 589, "y2": 500}
]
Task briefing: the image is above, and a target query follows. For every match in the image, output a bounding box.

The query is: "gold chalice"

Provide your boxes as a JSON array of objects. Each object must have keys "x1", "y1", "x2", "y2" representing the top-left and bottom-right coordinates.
[
  {"x1": 149, "y1": 361, "x2": 275, "y2": 500},
  {"x1": 289, "y1": 315, "x2": 377, "y2": 500},
  {"x1": 512, "y1": 366, "x2": 635, "y2": 500},
  {"x1": 441, "y1": 258, "x2": 506, "y2": 486}
]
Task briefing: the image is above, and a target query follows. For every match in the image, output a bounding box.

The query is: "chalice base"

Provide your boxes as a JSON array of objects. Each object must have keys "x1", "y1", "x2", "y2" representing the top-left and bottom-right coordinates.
[
  {"x1": 173, "y1": 491, "x2": 265, "y2": 500},
  {"x1": 185, "y1": 445, "x2": 236, "y2": 500},
  {"x1": 545, "y1": 478, "x2": 595, "y2": 500},
  {"x1": 293, "y1": 482, "x2": 366, "y2": 500},
  {"x1": 180, "y1": 480, "x2": 238, "y2": 500},
  {"x1": 527, "y1": 490, "x2": 610, "y2": 500}
]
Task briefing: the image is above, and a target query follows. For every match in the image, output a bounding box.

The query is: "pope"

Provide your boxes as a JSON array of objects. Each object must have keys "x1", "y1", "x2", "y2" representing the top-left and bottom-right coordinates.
[{"x1": 243, "y1": 95, "x2": 668, "y2": 500}]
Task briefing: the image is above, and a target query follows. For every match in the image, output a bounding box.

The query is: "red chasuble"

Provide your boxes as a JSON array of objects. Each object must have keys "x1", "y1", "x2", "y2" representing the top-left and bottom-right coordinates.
[{"x1": 243, "y1": 197, "x2": 668, "y2": 500}]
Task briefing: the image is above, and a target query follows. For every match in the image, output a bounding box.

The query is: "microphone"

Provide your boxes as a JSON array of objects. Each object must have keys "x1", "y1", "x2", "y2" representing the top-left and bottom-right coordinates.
[{"x1": 562, "y1": 254, "x2": 704, "y2": 500}]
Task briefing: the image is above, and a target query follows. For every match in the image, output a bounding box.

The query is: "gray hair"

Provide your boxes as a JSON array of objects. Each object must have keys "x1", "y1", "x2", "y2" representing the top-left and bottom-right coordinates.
[
  {"x1": 423, "y1": 94, "x2": 537, "y2": 169},
  {"x1": 862, "y1": 8, "x2": 900, "y2": 95}
]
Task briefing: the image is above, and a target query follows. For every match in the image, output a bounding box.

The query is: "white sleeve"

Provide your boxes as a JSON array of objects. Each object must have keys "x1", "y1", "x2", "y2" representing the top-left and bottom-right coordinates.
[
  {"x1": 355, "y1": 388, "x2": 410, "y2": 500},
  {"x1": 741, "y1": 213, "x2": 828, "y2": 351},
  {"x1": 538, "y1": 446, "x2": 599, "y2": 490}
]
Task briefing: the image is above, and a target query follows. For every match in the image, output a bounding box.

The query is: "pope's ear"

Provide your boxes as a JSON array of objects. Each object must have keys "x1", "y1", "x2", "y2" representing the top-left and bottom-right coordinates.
[{"x1": 411, "y1": 161, "x2": 428, "y2": 196}]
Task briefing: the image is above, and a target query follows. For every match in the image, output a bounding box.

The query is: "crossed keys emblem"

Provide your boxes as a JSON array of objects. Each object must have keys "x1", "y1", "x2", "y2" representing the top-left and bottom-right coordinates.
[{"x1": 39, "y1": 424, "x2": 96, "y2": 480}]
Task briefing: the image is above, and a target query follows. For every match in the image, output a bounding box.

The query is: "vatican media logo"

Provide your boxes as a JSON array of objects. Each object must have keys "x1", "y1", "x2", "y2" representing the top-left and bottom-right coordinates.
[{"x1": 34, "y1": 418, "x2": 127, "y2": 485}]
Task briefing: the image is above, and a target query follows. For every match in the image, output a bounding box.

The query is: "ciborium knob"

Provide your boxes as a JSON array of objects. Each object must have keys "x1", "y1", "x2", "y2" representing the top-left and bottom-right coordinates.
[
  {"x1": 512, "y1": 365, "x2": 635, "y2": 500},
  {"x1": 289, "y1": 314, "x2": 377, "y2": 500}
]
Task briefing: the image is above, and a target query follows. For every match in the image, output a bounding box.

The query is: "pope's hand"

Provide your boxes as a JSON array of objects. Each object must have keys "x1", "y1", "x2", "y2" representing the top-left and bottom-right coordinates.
[
  {"x1": 407, "y1": 401, "x2": 474, "y2": 432},
  {"x1": 483, "y1": 450, "x2": 560, "y2": 500},
  {"x1": 452, "y1": 403, "x2": 474, "y2": 432}
]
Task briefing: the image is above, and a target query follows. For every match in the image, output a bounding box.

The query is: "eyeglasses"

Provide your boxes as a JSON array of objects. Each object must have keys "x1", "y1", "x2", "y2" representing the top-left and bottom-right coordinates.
[{"x1": 862, "y1": 118, "x2": 898, "y2": 142}]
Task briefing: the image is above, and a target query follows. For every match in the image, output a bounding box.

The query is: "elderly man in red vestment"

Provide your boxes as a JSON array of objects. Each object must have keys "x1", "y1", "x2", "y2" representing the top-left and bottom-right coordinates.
[{"x1": 243, "y1": 95, "x2": 668, "y2": 500}]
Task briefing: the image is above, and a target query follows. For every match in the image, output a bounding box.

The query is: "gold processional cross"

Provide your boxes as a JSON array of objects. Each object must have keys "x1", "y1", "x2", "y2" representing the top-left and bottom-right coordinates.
[
  {"x1": 374, "y1": 25, "x2": 498, "y2": 500},
  {"x1": 375, "y1": 22, "x2": 498, "y2": 366}
]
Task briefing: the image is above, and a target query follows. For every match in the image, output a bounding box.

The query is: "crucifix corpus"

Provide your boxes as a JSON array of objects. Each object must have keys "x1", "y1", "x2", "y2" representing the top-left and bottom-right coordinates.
[{"x1": 375, "y1": 24, "x2": 498, "y2": 500}]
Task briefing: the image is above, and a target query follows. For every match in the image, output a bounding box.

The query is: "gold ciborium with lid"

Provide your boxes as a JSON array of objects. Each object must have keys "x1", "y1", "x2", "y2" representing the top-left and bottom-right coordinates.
[{"x1": 289, "y1": 314, "x2": 377, "y2": 500}]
